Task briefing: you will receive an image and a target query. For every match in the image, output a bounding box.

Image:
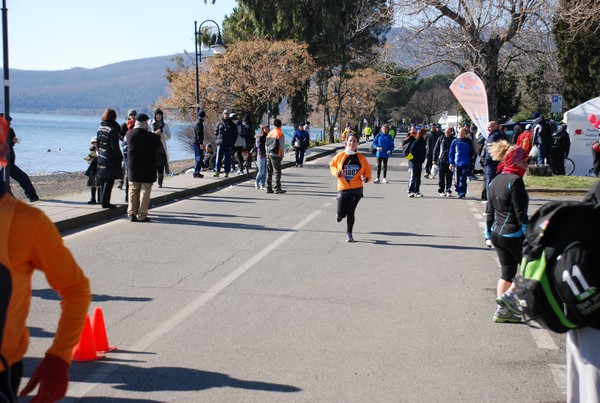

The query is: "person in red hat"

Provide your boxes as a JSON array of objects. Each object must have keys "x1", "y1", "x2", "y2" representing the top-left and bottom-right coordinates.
[{"x1": 484, "y1": 140, "x2": 529, "y2": 324}]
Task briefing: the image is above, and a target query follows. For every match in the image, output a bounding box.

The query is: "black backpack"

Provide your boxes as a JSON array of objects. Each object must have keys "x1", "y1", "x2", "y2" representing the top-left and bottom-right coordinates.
[
  {"x1": 402, "y1": 136, "x2": 415, "y2": 156},
  {"x1": 514, "y1": 200, "x2": 600, "y2": 333}
]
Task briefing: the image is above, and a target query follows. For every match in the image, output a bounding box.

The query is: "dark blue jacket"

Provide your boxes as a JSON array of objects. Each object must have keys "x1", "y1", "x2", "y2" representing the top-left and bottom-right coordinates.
[
  {"x1": 409, "y1": 137, "x2": 426, "y2": 164},
  {"x1": 449, "y1": 137, "x2": 474, "y2": 167}
]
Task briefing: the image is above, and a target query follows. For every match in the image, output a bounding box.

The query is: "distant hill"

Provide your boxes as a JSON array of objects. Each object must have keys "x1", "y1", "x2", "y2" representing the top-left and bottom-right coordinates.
[{"x1": 1, "y1": 55, "x2": 178, "y2": 117}]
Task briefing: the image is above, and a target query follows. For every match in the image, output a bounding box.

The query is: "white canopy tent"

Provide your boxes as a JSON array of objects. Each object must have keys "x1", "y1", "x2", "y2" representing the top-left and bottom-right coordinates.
[{"x1": 563, "y1": 96, "x2": 600, "y2": 176}]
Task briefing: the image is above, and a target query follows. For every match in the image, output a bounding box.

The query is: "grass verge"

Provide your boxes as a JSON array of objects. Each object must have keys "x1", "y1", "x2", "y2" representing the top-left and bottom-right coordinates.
[{"x1": 524, "y1": 175, "x2": 598, "y2": 190}]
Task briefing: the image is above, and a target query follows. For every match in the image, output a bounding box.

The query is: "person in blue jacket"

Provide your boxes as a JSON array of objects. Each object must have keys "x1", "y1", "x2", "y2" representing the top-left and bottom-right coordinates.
[
  {"x1": 407, "y1": 127, "x2": 426, "y2": 197},
  {"x1": 449, "y1": 127, "x2": 475, "y2": 199},
  {"x1": 371, "y1": 125, "x2": 394, "y2": 183},
  {"x1": 291, "y1": 122, "x2": 310, "y2": 167}
]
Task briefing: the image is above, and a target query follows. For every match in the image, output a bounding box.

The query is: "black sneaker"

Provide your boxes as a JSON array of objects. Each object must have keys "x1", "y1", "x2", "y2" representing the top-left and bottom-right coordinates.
[
  {"x1": 130, "y1": 215, "x2": 138, "y2": 222},
  {"x1": 266, "y1": 189, "x2": 274, "y2": 194},
  {"x1": 275, "y1": 189, "x2": 287, "y2": 194}
]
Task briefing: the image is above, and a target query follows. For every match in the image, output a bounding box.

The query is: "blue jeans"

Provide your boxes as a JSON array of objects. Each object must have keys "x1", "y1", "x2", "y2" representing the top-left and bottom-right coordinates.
[
  {"x1": 537, "y1": 143, "x2": 551, "y2": 165},
  {"x1": 216, "y1": 145, "x2": 232, "y2": 174},
  {"x1": 256, "y1": 157, "x2": 267, "y2": 188},
  {"x1": 294, "y1": 148, "x2": 305, "y2": 166},
  {"x1": 408, "y1": 161, "x2": 422, "y2": 193},
  {"x1": 455, "y1": 165, "x2": 469, "y2": 196},
  {"x1": 193, "y1": 143, "x2": 204, "y2": 174}
]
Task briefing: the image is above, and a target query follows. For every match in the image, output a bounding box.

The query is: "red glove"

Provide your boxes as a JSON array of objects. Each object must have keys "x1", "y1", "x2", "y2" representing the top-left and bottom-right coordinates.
[{"x1": 19, "y1": 353, "x2": 69, "y2": 402}]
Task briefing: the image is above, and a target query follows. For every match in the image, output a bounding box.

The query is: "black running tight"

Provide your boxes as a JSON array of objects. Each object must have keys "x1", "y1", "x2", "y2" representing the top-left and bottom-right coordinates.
[
  {"x1": 336, "y1": 190, "x2": 363, "y2": 233},
  {"x1": 376, "y1": 157, "x2": 388, "y2": 179}
]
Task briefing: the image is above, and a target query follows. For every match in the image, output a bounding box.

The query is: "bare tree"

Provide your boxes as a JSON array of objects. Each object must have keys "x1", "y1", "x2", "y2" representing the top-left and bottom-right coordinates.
[
  {"x1": 389, "y1": 0, "x2": 558, "y2": 119},
  {"x1": 557, "y1": 0, "x2": 600, "y2": 34},
  {"x1": 403, "y1": 86, "x2": 455, "y2": 123}
]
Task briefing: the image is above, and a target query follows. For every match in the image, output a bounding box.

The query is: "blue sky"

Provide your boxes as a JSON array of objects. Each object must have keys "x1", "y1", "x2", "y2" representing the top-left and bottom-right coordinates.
[{"x1": 2, "y1": 0, "x2": 237, "y2": 71}]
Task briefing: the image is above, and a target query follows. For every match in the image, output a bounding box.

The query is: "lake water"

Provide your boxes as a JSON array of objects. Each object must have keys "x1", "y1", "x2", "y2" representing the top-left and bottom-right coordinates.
[{"x1": 8, "y1": 112, "x2": 302, "y2": 175}]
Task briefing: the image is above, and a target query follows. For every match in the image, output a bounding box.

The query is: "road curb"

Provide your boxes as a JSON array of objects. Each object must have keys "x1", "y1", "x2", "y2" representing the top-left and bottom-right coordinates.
[{"x1": 54, "y1": 144, "x2": 344, "y2": 233}]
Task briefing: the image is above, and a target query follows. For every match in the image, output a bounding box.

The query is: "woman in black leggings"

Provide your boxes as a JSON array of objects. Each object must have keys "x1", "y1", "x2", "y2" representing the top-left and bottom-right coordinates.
[
  {"x1": 329, "y1": 132, "x2": 372, "y2": 242},
  {"x1": 485, "y1": 140, "x2": 529, "y2": 324}
]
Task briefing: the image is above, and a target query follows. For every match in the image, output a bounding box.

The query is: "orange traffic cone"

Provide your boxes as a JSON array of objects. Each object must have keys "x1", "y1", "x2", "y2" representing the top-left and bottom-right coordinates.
[
  {"x1": 91, "y1": 307, "x2": 116, "y2": 354},
  {"x1": 72, "y1": 314, "x2": 102, "y2": 361}
]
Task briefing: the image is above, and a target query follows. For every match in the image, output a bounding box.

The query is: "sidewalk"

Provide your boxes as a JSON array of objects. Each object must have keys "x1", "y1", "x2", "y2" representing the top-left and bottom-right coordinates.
[{"x1": 36, "y1": 143, "x2": 344, "y2": 233}]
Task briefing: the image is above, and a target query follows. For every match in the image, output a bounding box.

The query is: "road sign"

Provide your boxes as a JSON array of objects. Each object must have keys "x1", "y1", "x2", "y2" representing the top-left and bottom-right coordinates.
[{"x1": 551, "y1": 95, "x2": 563, "y2": 113}]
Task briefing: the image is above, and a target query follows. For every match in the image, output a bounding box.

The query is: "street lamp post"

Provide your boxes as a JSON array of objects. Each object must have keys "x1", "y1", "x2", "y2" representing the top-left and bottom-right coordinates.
[{"x1": 194, "y1": 20, "x2": 226, "y2": 118}]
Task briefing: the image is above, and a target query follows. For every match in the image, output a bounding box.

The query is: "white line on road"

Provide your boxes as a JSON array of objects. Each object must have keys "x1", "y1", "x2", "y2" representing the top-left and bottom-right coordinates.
[
  {"x1": 549, "y1": 364, "x2": 568, "y2": 396},
  {"x1": 528, "y1": 325, "x2": 559, "y2": 349},
  {"x1": 67, "y1": 210, "x2": 322, "y2": 398}
]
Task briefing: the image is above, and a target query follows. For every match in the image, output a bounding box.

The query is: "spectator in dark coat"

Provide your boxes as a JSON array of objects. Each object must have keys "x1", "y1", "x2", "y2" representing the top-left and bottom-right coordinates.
[
  {"x1": 424, "y1": 125, "x2": 442, "y2": 179},
  {"x1": 482, "y1": 121, "x2": 507, "y2": 201},
  {"x1": 213, "y1": 110, "x2": 237, "y2": 177},
  {"x1": 96, "y1": 107, "x2": 123, "y2": 209},
  {"x1": 408, "y1": 128, "x2": 427, "y2": 197},
  {"x1": 126, "y1": 113, "x2": 159, "y2": 222},
  {"x1": 550, "y1": 123, "x2": 571, "y2": 175},
  {"x1": 2, "y1": 114, "x2": 40, "y2": 202}
]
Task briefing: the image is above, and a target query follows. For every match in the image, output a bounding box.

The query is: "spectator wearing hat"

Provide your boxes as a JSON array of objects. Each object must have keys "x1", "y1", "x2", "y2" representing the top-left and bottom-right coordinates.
[
  {"x1": 291, "y1": 122, "x2": 310, "y2": 167},
  {"x1": 150, "y1": 108, "x2": 171, "y2": 187},
  {"x1": 126, "y1": 113, "x2": 159, "y2": 222},
  {"x1": 192, "y1": 110, "x2": 206, "y2": 178},
  {"x1": 96, "y1": 107, "x2": 123, "y2": 209},
  {"x1": 83, "y1": 137, "x2": 101, "y2": 204},
  {"x1": 550, "y1": 123, "x2": 571, "y2": 175},
  {"x1": 2, "y1": 115, "x2": 40, "y2": 202},
  {"x1": 213, "y1": 109, "x2": 237, "y2": 177},
  {"x1": 118, "y1": 109, "x2": 137, "y2": 189}
]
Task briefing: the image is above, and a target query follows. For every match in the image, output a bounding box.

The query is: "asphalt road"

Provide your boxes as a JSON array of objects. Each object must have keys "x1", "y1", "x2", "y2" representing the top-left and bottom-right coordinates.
[{"x1": 25, "y1": 144, "x2": 568, "y2": 402}]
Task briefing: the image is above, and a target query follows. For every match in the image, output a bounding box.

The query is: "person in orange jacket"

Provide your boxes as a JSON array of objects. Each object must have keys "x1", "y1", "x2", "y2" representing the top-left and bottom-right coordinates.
[
  {"x1": 329, "y1": 131, "x2": 372, "y2": 243},
  {"x1": 0, "y1": 116, "x2": 91, "y2": 402}
]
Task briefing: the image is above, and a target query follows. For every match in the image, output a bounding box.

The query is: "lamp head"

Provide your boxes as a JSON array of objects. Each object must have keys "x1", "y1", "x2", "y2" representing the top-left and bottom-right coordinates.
[{"x1": 211, "y1": 32, "x2": 226, "y2": 54}]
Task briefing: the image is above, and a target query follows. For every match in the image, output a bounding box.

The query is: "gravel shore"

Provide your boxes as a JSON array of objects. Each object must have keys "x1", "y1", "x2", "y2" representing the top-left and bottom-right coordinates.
[{"x1": 10, "y1": 159, "x2": 195, "y2": 202}]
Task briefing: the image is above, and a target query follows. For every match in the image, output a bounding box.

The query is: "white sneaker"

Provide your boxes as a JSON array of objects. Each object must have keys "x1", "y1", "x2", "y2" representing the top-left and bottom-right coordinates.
[
  {"x1": 408, "y1": 193, "x2": 415, "y2": 198},
  {"x1": 374, "y1": 178, "x2": 380, "y2": 183},
  {"x1": 382, "y1": 178, "x2": 388, "y2": 184},
  {"x1": 439, "y1": 192, "x2": 445, "y2": 197},
  {"x1": 414, "y1": 192, "x2": 423, "y2": 198}
]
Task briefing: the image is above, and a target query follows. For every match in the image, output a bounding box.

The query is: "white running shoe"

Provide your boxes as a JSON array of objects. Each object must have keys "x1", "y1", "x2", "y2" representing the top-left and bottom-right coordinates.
[
  {"x1": 382, "y1": 178, "x2": 388, "y2": 184},
  {"x1": 374, "y1": 178, "x2": 380, "y2": 183}
]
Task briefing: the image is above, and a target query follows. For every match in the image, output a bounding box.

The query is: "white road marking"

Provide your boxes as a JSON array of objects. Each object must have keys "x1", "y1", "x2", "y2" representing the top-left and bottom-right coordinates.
[
  {"x1": 67, "y1": 210, "x2": 322, "y2": 398},
  {"x1": 528, "y1": 324, "x2": 559, "y2": 349},
  {"x1": 549, "y1": 364, "x2": 568, "y2": 396}
]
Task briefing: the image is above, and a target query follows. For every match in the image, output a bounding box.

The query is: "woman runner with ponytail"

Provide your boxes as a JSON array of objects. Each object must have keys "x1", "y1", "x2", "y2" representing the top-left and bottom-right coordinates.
[{"x1": 484, "y1": 140, "x2": 529, "y2": 323}]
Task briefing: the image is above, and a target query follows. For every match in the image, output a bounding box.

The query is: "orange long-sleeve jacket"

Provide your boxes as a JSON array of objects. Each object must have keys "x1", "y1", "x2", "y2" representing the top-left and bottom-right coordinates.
[
  {"x1": 329, "y1": 150, "x2": 372, "y2": 191},
  {"x1": 0, "y1": 194, "x2": 91, "y2": 369}
]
